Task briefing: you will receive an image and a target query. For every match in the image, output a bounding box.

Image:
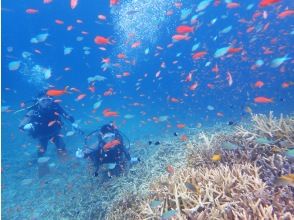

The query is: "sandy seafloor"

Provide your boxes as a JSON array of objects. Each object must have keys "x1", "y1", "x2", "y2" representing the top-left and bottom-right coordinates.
[{"x1": 1, "y1": 111, "x2": 292, "y2": 220}]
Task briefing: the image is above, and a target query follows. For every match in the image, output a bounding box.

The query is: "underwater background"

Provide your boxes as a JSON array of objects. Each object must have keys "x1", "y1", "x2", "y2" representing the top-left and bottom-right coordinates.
[{"x1": 1, "y1": 0, "x2": 294, "y2": 219}]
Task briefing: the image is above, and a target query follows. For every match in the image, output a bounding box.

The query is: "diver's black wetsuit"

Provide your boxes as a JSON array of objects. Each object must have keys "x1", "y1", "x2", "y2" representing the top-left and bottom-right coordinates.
[
  {"x1": 84, "y1": 127, "x2": 131, "y2": 176},
  {"x1": 19, "y1": 97, "x2": 74, "y2": 157}
]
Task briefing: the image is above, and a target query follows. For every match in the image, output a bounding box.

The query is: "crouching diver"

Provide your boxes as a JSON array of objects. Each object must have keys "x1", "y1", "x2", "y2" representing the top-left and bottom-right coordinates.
[
  {"x1": 76, "y1": 122, "x2": 140, "y2": 178},
  {"x1": 18, "y1": 90, "x2": 79, "y2": 158}
]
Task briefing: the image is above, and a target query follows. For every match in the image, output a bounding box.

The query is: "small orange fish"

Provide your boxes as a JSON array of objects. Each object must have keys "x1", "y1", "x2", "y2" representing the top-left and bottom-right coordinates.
[
  {"x1": 227, "y1": 2, "x2": 240, "y2": 8},
  {"x1": 55, "y1": 19, "x2": 64, "y2": 25},
  {"x1": 103, "y1": 109, "x2": 119, "y2": 117},
  {"x1": 254, "y1": 96, "x2": 273, "y2": 103},
  {"x1": 98, "y1": 14, "x2": 107, "y2": 20},
  {"x1": 103, "y1": 139, "x2": 120, "y2": 151},
  {"x1": 94, "y1": 36, "x2": 112, "y2": 45},
  {"x1": 48, "y1": 120, "x2": 57, "y2": 127},
  {"x1": 176, "y1": 25, "x2": 194, "y2": 34},
  {"x1": 228, "y1": 47, "x2": 242, "y2": 53},
  {"x1": 259, "y1": 0, "x2": 280, "y2": 7},
  {"x1": 180, "y1": 135, "x2": 188, "y2": 141},
  {"x1": 70, "y1": 0, "x2": 78, "y2": 9},
  {"x1": 75, "y1": 94, "x2": 86, "y2": 101},
  {"x1": 254, "y1": 81, "x2": 264, "y2": 88},
  {"x1": 110, "y1": 0, "x2": 119, "y2": 6},
  {"x1": 117, "y1": 53, "x2": 126, "y2": 59},
  {"x1": 192, "y1": 51, "x2": 207, "y2": 60},
  {"x1": 25, "y1": 9, "x2": 38, "y2": 14},
  {"x1": 46, "y1": 86, "x2": 68, "y2": 96},
  {"x1": 278, "y1": 10, "x2": 294, "y2": 19},
  {"x1": 166, "y1": 165, "x2": 175, "y2": 175},
  {"x1": 177, "y1": 124, "x2": 186, "y2": 129},
  {"x1": 189, "y1": 82, "x2": 198, "y2": 90},
  {"x1": 172, "y1": 34, "x2": 190, "y2": 41},
  {"x1": 131, "y1": 41, "x2": 141, "y2": 48},
  {"x1": 170, "y1": 97, "x2": 180, "y2": 103}
]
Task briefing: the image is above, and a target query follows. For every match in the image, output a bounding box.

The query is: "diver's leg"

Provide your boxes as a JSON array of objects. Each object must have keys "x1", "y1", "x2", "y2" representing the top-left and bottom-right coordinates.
[
  {"x1": 53, "y1": 135, "x2": 67, "y2": 157},
  {"x1": 37, "y1": 137, "x2": 48, "y2": 157}
]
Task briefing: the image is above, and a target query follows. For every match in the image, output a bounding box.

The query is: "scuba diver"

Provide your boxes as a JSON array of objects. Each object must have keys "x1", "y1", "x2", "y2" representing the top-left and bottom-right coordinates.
[
  {"x1": 18, "y1": 90, "x2": 79, "y2": 158},
  {"x1": 76, "y1": 122, "x2": 140, "y2": 178}
]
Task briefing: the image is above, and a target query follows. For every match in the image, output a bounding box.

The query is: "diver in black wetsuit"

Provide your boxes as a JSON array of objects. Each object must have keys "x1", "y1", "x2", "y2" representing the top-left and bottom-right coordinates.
[
  {"x1": 19, "y1": 91, "x2": 78, "y2": 158},
  {"x1": 76, "y1": 123, "x2": 139, "y2": 177}
]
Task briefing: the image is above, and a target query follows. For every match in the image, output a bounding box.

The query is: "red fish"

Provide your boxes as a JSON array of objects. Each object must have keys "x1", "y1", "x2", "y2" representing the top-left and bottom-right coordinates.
[
  {"x1": 94, "y1": 36, "x2": 112, "y2": 45},
  {"x1": 226, "y1": 72, "x2": 233, "y2": 86},
  {"x1": 227, "y1": 2, "x2": 240, "y2": 8},
  {"x1": 166, "y1": 165, "x2": 175, "y2": 175},
  {"x1": 110, "y1": 0, "x2": 119, "y2": 6},
  {"x1": 131, "y1": 41, "x2": 141, "y2": 48},
  {"x1": 26, "y1": 9, "x2": 38, "y2": 14},
  {"x1": 103, "y1": 109, "x2": 119, "y2": 117},
  {"x1": 259, "y1": 0, "x2": 280, "y2": 7},
  {"x1": 55, "y1": 19, "x2": 64, "y2": 25},
  {"x1": 176, "y1": 25, "x2": 194, "y2": 34},
  {"x1": 75, "y1": 94, "x2": 86, "y2": 101},
  {"x1": 70, "y1": 0, "x2": 78, "y2": 9},
  {"x1": 103, "y1": 139, "x2": 120, "y2": 151},
  {"x1": 192, "y1": 51, "x2": 207, "y2": 60},
  {"x1": 48, "y1": 120, "x2": 57, "y2": 127},
  {"x1": 278, "y1": 10, "x2": 294, "y2": 19},
  {"x1": 185, "y1": 72, "x2": 192, "y2": 82},
  {"x1": 170, "y1": 97, "x2": 180, "y2": 103},
  {"x1": 177, "y1": 124, "x2": 186, "y2": 128},
  {"x1": 46, "y1": 86, "x2": 68, "y2": 96},
  {"x1": 172, "y1": 34, "x2": 190, "y2": 41},
  {"x1": 189, "y1": 82, "x2": 198, "y2": 90},
  {"x1": 254, "y1": 81, "x2": 264, "y2": 88},
  {"x1": 254, "y1": 96, "x2": 273, "y2": 103},
  {"x1": 228, "y1": 47, "x2": 242, "y2": 53}
]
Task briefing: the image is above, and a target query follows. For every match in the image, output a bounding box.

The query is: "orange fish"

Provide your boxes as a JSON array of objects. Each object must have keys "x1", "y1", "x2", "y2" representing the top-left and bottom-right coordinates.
[
  {"x1": 26, "y1": 9, "x2": 38, "y2": 14},
  {"x1": 192, "y1": 51, "x2": 207, "y2": 60},
  {"x1": 103, "y1": 109, "x2": 119, "y2": 117},
  {"x1": 103, "y1": 139, "x2": 120, "y2": 151},
  {"x1": 180, "y1": 135, "x2": 188, "y2": 141},
  {"x1": 70, "y1": 0, "x2": 78, "y2": 9},
  {"x1": 110, "y1": 0, "x2": 119, "y2": 6},
  {"x1": 131, "y1": 41, "x2": 141, "y2": 48},
  {"x1": 48, "y1": 120, "x2": 57, "y2": 127},
  {"x1": 167, "y1": 165, "x2": 175, "y2": 175},
  {"x1": 176, "y1": 25, "x2": 194, "y2": 34},
  {"x1": 172, "y1": 34, "x2": 190, "y2": 41},
  {"x1": 88, "y1": 85, "x2": 95, "y2": 93},
  {"x1": 55, "y1": 19, "x2": 64, "y2": 25},
  {"x1": 43, "y1": 0, "x2": 52, "y2": 3},
  {"x1": 94, "y1": 36, "x2": 112, "y2": 45},
  {"x1": 117, "y1": 53, "x2": 126, "y2": 59},
  {"x1": 227, "y1": 2, "x2": 240, "y2": 8},
  {"x1": 259, "y1": 0, "x2": 280, "y2": 7},
  {"x1": 46, "y1": 86, "x2": 68, "y2": 96},
  {"x1": 75, "y1": 94, "x2": 86, "y2": 101},
  {"x1": 278, "y1": 10, "x2": 294, "y2": 19},
  {"x1": 254, "y1": 81, "x2": 264, "y2": 88},
  {"x1": 228, "y1": 47, "x2": 242, "y2": 53},
  {"x1": 254, "y1": 96, "x2": 273, "y2": 103},
  {"x1": 170, "y1": 97, "x2": 180, "y2": 103},
  {"x1": 98, "y1": 15, "x2": 107, "y2": 20},
  {"x1": 177, "y1": 124, "x2": 186, "y2": 129},
  {"x1": 212, "y1": 64, "x2": 219, "y2": 73},
  {"x1": 185, "y1": 72, "x2": 192, "y2": 82},
  {"x1": 189, "y1": 82, "x2": 198, "y2": 90}
]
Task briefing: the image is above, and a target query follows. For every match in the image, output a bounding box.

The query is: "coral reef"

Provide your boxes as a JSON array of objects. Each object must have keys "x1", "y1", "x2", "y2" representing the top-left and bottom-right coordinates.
[{"x1": 106, "y1": 112, "x2": 294, "y2": 219}]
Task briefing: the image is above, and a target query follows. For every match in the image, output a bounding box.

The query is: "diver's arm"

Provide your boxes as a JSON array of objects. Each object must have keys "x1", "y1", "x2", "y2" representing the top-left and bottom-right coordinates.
[
  {"x1": 18, "y1": 110, "x2": 35, "y2": 130},
  {"x1": 56, "y1": 104, "x2": 75, "y2": 123}
]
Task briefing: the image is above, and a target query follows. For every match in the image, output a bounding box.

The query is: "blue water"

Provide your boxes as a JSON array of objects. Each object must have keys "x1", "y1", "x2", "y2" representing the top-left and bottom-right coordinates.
[{"x1": 1, "y1": 0, "x2": 294, "y2": 219}]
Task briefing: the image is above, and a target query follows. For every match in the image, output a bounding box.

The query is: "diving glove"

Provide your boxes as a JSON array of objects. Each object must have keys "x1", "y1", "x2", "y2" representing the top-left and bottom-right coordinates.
[
  {"x1": 75, "y1": 148, "x2": 85, "y2": 158},
  {"x1": 23, "y1": 123, "x2": 34, "y2": 131}
]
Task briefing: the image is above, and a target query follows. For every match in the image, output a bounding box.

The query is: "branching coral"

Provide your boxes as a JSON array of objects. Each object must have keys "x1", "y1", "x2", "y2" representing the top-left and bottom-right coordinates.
[{"x1": 104, "y1": 113, "x2": 294, "y2": 220}]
